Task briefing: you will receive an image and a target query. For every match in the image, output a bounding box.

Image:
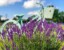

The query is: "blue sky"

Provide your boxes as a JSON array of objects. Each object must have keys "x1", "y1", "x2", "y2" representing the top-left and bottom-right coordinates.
[{"x1": 0, "y1": 0, "x2": 64, "y2": 19}]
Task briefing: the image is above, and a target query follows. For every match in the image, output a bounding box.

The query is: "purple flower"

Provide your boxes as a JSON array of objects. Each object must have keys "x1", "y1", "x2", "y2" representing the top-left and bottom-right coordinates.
[
  {"x1": 21, "y1": 19, "x2": 38, "y2": 38},
  {"x1": 57, "y1": 29, "x2": 64, "y2": 41},
  {"x1": 43, "y1": 20, "x2": 49, "y2": 31},
  {"x1": 37, "y1": 19, "x2": 43, "y2": 32},
  {"x1": 21, "y1": 24, "x2": 27, "y2": 33},
  {"x1": 2, "y1": 30, "x2": 6, "y2": 39},
  {"x1": 8, "y1": 29, "x2": 13, "y2": 40}
]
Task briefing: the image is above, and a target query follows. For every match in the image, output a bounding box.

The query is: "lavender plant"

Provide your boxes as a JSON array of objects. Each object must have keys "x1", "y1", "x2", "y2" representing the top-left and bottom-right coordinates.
[{"x1": 0, "y1": 19, "x2": 64, "y2": 50}]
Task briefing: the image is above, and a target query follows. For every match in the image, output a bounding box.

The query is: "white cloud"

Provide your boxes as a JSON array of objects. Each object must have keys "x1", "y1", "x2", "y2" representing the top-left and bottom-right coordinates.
[
  {"x1": 27, "y1": 11, "x2": 41, "y2": 17},
  {"x1": 28, "y1": 11, "x2": 39, "y2": 15},
  {"x1": 23, "y1": 0, "x2": 43, "y2": 8},
  {"x1": 0, "y1": 0, "x2": 21, "y2": 6}
]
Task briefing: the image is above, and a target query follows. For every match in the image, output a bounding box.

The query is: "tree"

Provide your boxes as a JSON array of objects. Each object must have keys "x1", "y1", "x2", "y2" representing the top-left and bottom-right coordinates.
[
  {"x1": 52, "y1": 9, "x2": 60, "y2": 23},
  {"x1": 59, "y1": 11, "x2": 64, "y2": 23},
  {"x1": 48, "y1": 5, "x2": 54, "y2": 7}
]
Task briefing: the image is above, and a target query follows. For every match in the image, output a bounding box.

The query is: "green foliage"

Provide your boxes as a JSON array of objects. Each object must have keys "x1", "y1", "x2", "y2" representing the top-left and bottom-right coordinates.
[
  {"x1": 53, "y1": 9, "x2": 60, "y2": 22},
  {"x1": 0, "y1": 31, "x2": 61, "y2": 50},
  {"x1": 52, "y1": 9, "x2": 64, "y2": 23},
  {"x1": 59, "y1": 11, "x2": 64, "y2": 23}
]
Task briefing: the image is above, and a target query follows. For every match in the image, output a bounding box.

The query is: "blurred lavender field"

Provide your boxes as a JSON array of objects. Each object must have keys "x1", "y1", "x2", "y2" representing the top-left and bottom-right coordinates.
[{"x1": 0, "y1": 19, "x2": 64, "y2": 50}]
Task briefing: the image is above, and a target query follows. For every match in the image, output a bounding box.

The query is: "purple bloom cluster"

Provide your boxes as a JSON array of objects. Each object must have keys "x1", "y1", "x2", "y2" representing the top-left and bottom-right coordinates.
[
  {"x1": 1, "y1": 19, "x2": 64, "y2": 41},
  {"x1": 1, "y1": 19, "x2": 64, "y2": 50},
  {"x1": 57, "y1": 26, "x2": 64, "y2": 41},
  {"x1": 37, "y1": 19, "x2": 43, "y2": 32},
  {"x1": 1, "y1": 23, "x2": 22, "y2": 40},
  {"x1": 43, "y1": 20, "x2": 56, "y2": 36},
  {"x1": 21, "y1": 19, "x2": 38, "y2": 38}
]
